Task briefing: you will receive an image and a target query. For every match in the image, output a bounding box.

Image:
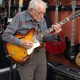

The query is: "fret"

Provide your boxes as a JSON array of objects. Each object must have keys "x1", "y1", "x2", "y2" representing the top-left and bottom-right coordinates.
[
  {"x1": 18, "y1": 0, "x2": 23, "y2": 12},
  {"x1": 8, "y1": 0, "x2": 11, "y2": 18},
  {"x1": 59, "y1": 17, "x2": 70, "y2": 26},
  {"x1": 71, "y1": 0, "x2": 76, "y2": 46},
  {"x1": 55, "y1": 1, "x2": 61, "y2": 23},
  {"x1": 8, "y1": 0, "x2": 12, "y2": 23},
  {"x1": 55, "y1": 8, "x2": 58, "y2": 23},
  {"x1": 36, "y1": 9, "x2": 80, "y2": 41}
]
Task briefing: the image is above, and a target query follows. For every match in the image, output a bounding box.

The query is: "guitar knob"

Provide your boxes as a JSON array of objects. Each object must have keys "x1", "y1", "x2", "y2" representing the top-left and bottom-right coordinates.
[
  {"x1": 78, "y1": 56, "x2": 80, "y2": 58},
  {"x1": 18, "y1": 58, "x2": 21, "y2": 61}
]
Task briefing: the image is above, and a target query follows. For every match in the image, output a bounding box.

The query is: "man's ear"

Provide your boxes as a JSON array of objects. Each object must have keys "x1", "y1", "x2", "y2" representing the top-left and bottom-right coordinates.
[
  {"x1": 29, "y1": 8, "x2": 33, "y2": 12},
  {"x1": 29, "y1": 8, "x2": 34, "y2": 14},
  {"x1": 29, "y1": 8, "x2": 32, "y2": 15}
]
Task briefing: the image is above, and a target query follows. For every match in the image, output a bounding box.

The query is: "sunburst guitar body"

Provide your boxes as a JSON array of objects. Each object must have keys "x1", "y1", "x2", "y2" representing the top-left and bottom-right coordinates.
[{"x1": 5, "y1": 28, "x2": 44, "y2": 64}]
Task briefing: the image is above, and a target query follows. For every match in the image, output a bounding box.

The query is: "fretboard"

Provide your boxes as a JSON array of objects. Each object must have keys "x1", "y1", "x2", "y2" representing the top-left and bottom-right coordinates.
[
  {"x1": 36, "y1": 10, "x2": 80, "y2": 41},
  {"x1": 8, "y1": 0, "x2": 11, "y2": 18},
  {"x1": 55, "y1": 8, "x2": 58, "y2": 23},
  {"x1": 71, "y1": 0, "x2": 76, "y2": 46},
  {"x1": 18, "y1": 4, "x2": 23, "y2": 12}
]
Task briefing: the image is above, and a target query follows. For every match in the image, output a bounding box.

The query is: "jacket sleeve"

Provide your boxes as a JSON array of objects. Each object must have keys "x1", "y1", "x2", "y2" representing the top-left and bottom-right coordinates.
[
  {"x1": 42, "y1": 34, "x2": 61, "y2": 42},
  {"x1": 2, "y1": 14, "x2": 20, "y2": 45}
]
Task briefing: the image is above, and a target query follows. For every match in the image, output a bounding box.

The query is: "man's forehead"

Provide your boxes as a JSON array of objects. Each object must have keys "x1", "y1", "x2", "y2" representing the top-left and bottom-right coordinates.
[
  {"x1": 37, "y1": 4, "x2": 46, "y2": 12},
  {"x1": 37, "y1": 2, "x2": 46, "y2": 9}
]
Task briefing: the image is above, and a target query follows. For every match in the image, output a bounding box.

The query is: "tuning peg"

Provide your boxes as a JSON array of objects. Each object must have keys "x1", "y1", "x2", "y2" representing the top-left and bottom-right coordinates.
[
  {"x1": 78, "y1": 17, "x2": 80, "y2": 19},
  {"x1": 62, "y1": 6, "x2": 65, "y2": 13},
  {"x1": 68, "y1": 9, "x2": 70, "y2": 14}
]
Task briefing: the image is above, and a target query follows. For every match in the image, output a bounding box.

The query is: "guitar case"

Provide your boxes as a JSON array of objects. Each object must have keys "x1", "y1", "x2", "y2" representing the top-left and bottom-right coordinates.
[
  {"x1": 47, "y1": 61, "x2": 62, "y2": 67},
  {"x1": 52, "y1": 65, "x2": 80, "y2": 80},
  {"x1": 47, "y1": 61, "x2": 80, "y2": 80},
  {"x1": 47, "y1": 61, "x2": 62, "y2": 80},
  {"x1": 0, "y1": 64, "x2": 20, "y2": 80}
]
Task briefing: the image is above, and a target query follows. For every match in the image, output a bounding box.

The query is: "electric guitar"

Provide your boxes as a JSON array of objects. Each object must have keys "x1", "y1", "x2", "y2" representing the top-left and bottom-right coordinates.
[
  {"x1": 4, "y1": 9, "x2": 80, "y2": 64},
  {"x1": 45, "y1": 1, "x2": 66, "y2": 54},
  {"x1": 8, "y1": 0, "x2": 12, "y2": 23},
  {"x1": 18, "y1": 0, "x2": 23, "y2": 12},
  {"x1": 75, "y1": 36, "x2": 80, "y2": 67},
  {"x1": 64, "y1": 0, "x2": 79, "y2": 61}
]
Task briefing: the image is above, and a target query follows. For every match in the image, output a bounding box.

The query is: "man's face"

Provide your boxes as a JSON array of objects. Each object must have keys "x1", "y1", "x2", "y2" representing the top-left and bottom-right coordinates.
[{"x1": 31, "y1": 3, "x2": 46, "y2": 21}]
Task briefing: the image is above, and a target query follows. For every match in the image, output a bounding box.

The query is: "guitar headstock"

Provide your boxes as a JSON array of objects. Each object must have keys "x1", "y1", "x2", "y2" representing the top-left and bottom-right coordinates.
[
  {"x1": 71, "y1": 0, "x2": 76, "y2": 9},
  {"x1": 19, "y1": 0, "x2": 24, "y2": 5},
  {"x1": 18, "y1": 0, "x2": 24, "y2": 12},
  {"x1": 55, "y1": 1, "x2": 61, "y2": 8},
  {"x1": 69, "y1": 10, "x2": 80, "y2": 20}
]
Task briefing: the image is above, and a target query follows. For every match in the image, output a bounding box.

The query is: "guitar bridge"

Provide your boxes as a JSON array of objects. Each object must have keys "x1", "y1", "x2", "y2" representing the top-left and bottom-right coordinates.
[{"x1": 6, "y1": 52, "x2": 14, "y2": 57}]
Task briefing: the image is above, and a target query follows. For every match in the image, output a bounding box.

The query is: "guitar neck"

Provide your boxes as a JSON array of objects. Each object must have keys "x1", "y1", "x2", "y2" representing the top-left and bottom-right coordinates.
[
  {"x1": 18, "y1": 2, "x2": 23, "y2": 12},
  {"x1": 36, "y1": 10, "x2": 80, "y2": 41},
  {"x1": 7, "y1": 0, "x2": 12, "y2": 23},
  {"x1": 71, "y1": 18, "x2": 75, "y2": 46},
  {"x1": 54, "y1": 1, "x2": 61, "y2": 23},
  {"x1": 55, "y1": 7, "x2": 58, "y2": 23},
  {"x1": 18, "y1": 7, "x2": 22, "y2": 12},
  {"x1": 71, "y1": 0, "x2": 76, "y2": 46}
]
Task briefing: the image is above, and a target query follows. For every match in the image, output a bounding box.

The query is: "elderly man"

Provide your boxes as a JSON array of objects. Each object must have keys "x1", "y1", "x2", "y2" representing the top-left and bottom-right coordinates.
[{"x1": 2, "y1": 0, "x2": 62, "y2": 80}]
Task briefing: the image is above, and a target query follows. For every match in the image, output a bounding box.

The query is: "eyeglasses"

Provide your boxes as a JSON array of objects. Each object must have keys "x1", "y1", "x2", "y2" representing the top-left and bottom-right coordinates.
[{"x1": 34, "y1": 9, "x2": 46, "y2": 16}]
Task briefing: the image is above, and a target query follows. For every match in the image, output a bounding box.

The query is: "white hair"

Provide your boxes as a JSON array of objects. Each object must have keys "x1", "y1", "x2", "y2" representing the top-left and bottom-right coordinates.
[{"x1": 28, "y1": 0, "x2": 47, "y2": 9}]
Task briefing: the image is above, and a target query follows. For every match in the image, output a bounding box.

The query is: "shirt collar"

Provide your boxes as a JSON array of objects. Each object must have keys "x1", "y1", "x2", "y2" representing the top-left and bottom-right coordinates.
[{"x1": 26, "y1": 9, "x2": 32, "y2": 21}]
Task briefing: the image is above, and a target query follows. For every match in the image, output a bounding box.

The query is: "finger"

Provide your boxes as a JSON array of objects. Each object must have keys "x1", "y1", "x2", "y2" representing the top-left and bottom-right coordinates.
[
  {"x1": 26, "y1": 44, "x2": 33, "y2": 49},
  {"x1": 51, "y1": 25, "x2": 55, "y2": 27},
  {"x1": 55, "y1": 23, "x2": 60, "y2": 27}
]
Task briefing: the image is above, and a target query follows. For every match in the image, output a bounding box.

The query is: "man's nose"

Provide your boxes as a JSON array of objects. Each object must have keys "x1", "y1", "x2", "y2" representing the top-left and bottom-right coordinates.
[{"x1": 40, "y1": 15, "x2": 44, "y2": 18}]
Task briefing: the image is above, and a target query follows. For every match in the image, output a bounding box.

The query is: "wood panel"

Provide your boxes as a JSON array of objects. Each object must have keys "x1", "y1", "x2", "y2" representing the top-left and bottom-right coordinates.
[{"x1": 45, "y1": 0, "x2": 80, "y2": 69}]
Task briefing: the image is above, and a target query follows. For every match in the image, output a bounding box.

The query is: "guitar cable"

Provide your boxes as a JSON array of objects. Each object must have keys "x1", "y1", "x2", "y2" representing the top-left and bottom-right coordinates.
[{"x1": 9, "y1": 62, "x2": 13, "y2": 80}]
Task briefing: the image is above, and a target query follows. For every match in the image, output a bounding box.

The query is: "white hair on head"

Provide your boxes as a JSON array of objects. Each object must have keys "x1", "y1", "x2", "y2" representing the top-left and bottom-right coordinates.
[{"x1": 28, "y1": 0, "x2": 47, "y2": 9}]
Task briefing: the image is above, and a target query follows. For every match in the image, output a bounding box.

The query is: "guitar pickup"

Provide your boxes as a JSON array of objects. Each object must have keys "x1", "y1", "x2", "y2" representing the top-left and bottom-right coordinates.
[
  {"x1": 32, "y1": 36, "x2": 38, "y2": 43},
  {"x1": 70, "y1": 56, "x2": 75, "y2": 59}
]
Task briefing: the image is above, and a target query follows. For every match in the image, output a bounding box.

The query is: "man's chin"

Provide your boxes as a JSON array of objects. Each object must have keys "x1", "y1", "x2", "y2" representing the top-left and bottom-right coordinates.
[
  {"x1": 34, "y1": 18, "x2": 41, "y2": 22},
  {"x1": 37, "y1": 19, "x2": 41, "y2": 21}
]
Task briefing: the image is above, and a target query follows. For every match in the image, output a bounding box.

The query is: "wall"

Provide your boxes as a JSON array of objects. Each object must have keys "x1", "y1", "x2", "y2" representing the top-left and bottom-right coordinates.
[
  {"x1": 19, "y1": 0, "x2": 80, "y2": 69},
  {"x1": 1, "y1": 0, "x2": 80, "y2": 69},
  {"x1": 45, "y1": 0, "x2": 80, "y2": 69}
]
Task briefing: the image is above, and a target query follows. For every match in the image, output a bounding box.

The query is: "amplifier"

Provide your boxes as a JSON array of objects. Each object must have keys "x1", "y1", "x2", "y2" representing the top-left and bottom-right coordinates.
[
  {"x1": 0, "y1": 64, "x2": 20, "y2": 80},
  {"x1": 52, "y1": 65, "x2": 80, "y2": 80},
  {"x1": 47, "y1": 61, "x2": 62, "y2": 80}
]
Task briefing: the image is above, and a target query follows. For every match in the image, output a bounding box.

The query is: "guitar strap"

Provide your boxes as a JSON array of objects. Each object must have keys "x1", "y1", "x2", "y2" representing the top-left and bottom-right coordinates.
[
  {"x1": 55, "y1": 34, "x2": 61, "y2": 42},
  {"x1": 9, "y1": 62, "x2": 13, "y2": 80}
]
